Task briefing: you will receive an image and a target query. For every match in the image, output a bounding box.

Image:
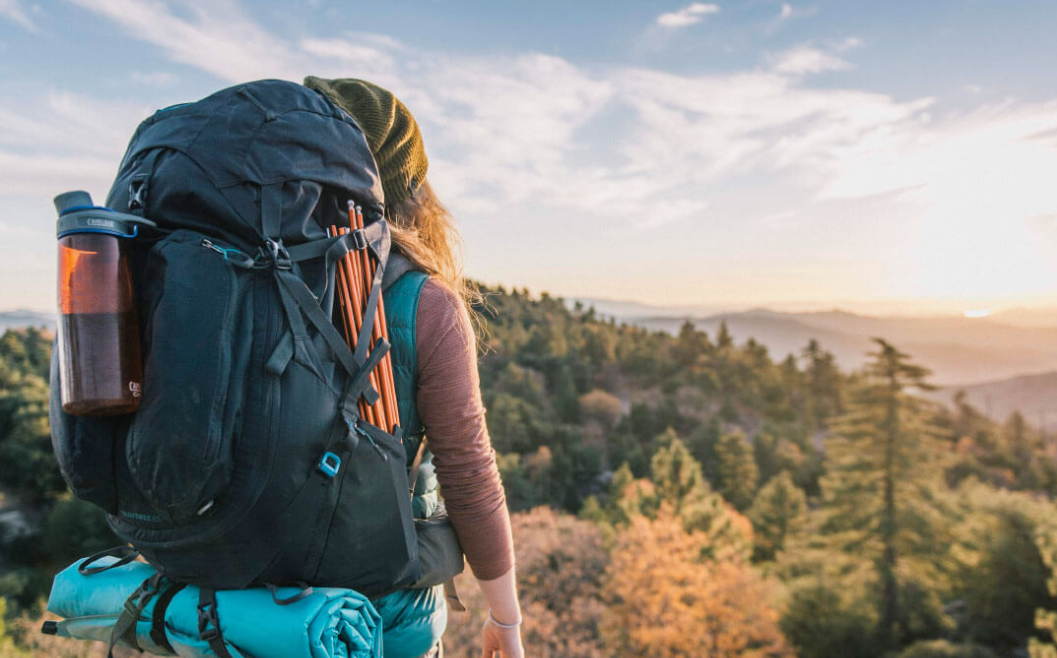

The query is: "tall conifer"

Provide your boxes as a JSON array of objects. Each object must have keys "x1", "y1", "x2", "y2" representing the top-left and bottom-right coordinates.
[{"x1": 822, "y1": 338, "x2": 948, "y2": 649}]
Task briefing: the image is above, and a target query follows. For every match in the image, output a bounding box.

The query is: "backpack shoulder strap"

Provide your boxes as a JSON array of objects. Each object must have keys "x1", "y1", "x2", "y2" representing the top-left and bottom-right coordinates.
[
  {"x1": 383, "y1": 253, "x2": 416, "y2": 292},
  {"x1": 383, "y1": 256, "x2": 428, "y2": 461}
]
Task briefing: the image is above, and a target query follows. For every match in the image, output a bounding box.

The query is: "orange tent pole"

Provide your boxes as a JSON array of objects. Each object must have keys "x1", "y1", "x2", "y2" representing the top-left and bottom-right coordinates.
[
  {"x1": 329, "y1": 226, "x2": 375, "y2": 426},
  {"x1": 355, "y1": 205, "x2": 400, "y2": 433}
]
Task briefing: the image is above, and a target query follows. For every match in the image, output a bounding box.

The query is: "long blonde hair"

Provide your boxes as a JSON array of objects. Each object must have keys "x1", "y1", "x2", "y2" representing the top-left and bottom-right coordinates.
[{"x1": 385, "y1": 179, "x2": 479, "y2": 311}]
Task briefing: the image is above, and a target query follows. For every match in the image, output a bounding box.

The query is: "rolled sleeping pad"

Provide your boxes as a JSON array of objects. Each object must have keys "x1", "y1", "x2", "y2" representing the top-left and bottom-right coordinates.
[{"x1": 46, "y1": 555, "x2": 383, "y2": 658}]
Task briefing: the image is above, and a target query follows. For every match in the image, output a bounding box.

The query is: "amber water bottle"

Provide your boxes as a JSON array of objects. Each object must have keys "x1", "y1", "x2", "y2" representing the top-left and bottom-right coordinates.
[{"x1": 55, "y1": 191, "x2": 155, "y2": 416}]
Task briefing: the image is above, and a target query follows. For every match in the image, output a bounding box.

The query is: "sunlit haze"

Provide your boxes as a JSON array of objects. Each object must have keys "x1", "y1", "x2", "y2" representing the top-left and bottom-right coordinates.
[{"x1": 1, "y1": 0, "x2": 1055, "y2": 317}]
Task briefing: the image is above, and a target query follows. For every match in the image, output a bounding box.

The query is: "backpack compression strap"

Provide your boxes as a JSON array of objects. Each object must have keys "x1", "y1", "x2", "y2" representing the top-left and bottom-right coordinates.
[{"x1": 261, "y1": 184, "x2": 394, "y2": 430}]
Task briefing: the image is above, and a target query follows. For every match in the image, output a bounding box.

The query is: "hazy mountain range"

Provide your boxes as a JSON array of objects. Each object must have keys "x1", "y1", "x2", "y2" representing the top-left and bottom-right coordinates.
[
  {"x1": 0, "y1": 310, "x2": 54, "y2": 334},
  {"x1": 569, "y1": 299, "x2": 1057, "y2": 429},
  {"x1": 4, "y1": 304, "x2": 1055, "y2": 427}
]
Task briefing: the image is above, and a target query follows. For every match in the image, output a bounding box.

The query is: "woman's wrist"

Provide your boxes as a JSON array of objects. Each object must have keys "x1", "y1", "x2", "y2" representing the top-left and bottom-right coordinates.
[
  {"x1": 488, "y1": 610, "x2": 522, "y2": 628},
  {"x1": 476, "y1": 566, "x2": 522, "y2": 628}
]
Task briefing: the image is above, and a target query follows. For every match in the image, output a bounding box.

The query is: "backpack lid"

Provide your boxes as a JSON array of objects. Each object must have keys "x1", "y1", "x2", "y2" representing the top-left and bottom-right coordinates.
[{"x1": 107, "y1": 79, "x2": 386, "y2": 248}]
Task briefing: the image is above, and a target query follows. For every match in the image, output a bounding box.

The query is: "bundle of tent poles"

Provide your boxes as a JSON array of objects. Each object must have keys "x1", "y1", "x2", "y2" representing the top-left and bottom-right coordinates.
[{"x1": 328, "y1": 202, "x2": 399, "y2": 433}]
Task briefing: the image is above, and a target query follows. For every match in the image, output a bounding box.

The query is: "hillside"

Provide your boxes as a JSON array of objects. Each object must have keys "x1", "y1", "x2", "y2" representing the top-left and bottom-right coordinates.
[
  {"x1": 631, "y1": 309, "x2": 1057, "y2": 385},
  {"x1": 2, "y1": 289, "x2": 1057, "y2": 658},
  {"x1": 0, "y1": 310, "x2": 54, "y2": 334},
  {"x1": 924, "y1": 371, "x2": 1057, "y2": 429}
]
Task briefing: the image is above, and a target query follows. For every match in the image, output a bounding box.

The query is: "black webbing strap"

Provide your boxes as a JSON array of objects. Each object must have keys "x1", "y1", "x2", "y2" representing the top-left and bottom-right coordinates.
[
  {"x1": 149, "y1": 581, "x2": 187, "y2": 654},
  {"x1": 275, "y1": 269, "x2": 311, "y2": 344},
  {"x1": 266, "y1": 582, "x2": 314, "y2": 606},
  {"x1": 287, "y1": 230, "x2": 366, "y2": 301},
  {"x1": 444, "y1": 578, "x2": 466, "y2": 612},
  {"x1": 107, "y1": 573, "x2": 162, "y2": 658},
  {"x1": 344, "y1": 338, "x2": 390, "y2": 410},
  {"x1": 273, "y1": 268, "x2": 380, "y2": 406},
  {"x1": 285, "y1": 230, "x2": 366, "y2": 263},
  {"x1": 78, "y1": 545, "x2": 139, "y2": 575},
  {"x1": 408, "y1": 437, "x2": 429, "y2": 498},
  {"x1": 197, "y1": 589, "x2": 235, "y2": 658}
]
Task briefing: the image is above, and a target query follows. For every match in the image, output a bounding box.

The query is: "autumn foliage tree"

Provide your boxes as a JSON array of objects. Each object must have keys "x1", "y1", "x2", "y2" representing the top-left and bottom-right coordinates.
[
  {"x1": 601, "y1": 507, "x2": 792, "y2": 658},
  {"x1": 444, "y1": 507, "x2": 607, "y2": 658}
]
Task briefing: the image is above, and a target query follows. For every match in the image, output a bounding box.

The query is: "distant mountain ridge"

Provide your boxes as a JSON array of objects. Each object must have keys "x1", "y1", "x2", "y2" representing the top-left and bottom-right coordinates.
[
  {"x1": 923, "y1": 371, "x2": 1057, "y2": 431},
  {"x1": 613, "y1": 308, "x2": 1057, "y2": 387},
  {"x1": 5, "y1": 304, "x2": 1054, "y2": 422},
  {"x1": 0, "y1": 310, "x2": 55, "y2": 333}
]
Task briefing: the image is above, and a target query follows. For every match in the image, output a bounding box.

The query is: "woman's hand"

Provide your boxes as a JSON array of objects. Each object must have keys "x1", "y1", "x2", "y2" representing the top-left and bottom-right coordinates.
[
  {"x1": 481, "y1": 613, "x2": 524, "y2": 658},
  {"x1": 475, "y1": 567, "x2": 524, "y2": 658}
]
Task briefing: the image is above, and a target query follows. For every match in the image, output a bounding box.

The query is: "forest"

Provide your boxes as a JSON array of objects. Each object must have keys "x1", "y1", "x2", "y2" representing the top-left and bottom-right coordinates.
[{"x1": 1, "y1": 284, "x2": 1057, "y2": 658}]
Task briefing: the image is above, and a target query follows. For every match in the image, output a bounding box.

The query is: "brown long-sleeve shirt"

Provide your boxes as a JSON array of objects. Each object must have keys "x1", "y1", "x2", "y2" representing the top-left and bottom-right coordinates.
[{"x1": 414, "y1": 279, "x2": 514, "y2": 580}]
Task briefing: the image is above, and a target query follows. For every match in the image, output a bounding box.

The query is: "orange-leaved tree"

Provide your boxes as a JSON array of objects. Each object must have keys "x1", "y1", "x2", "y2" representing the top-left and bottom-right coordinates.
[{"x1": 601, "y1": 506, "x2": 793, "y2": 658}]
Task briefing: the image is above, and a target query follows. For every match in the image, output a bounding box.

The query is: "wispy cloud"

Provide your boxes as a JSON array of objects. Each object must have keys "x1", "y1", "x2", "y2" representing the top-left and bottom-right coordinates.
[
  {"x1": 0, "y1": 0, "x2": 36, "y2": 31},
  {"x1": 130, "y1": 71, "x2": 180, "y2": 87},
  {"x1": 0, "y1": 89, "x2": 151, "y2": 195},
  {"x1": 63, "y1": 0, "x2": 303, "y2": 82},
  {"x1": 769, "y1": 45, "x2": 852, "y2": 75},
  {"x1": 21, "y1": 0, "x2": 1057, "y2": 303},
  {"x1": 778, "y1": 3, "x2": 793, "y2": 20},
  {"x1": 656, "y1": 3, "x2": 720, "y2": 28},
  {"x1": 833, "y1": 36, "x2": 863, "y2": 52}
]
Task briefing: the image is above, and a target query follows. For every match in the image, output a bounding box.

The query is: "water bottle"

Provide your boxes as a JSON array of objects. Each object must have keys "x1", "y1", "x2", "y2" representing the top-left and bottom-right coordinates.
[{"x1": 55, "y1": 191, "x2": 155, "y2": 416}]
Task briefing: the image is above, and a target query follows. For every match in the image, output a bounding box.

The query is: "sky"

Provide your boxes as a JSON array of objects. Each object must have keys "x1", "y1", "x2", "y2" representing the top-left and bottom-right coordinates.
[{"x1": 1, "y1": 0, "x2": 1056, "y2": 316}]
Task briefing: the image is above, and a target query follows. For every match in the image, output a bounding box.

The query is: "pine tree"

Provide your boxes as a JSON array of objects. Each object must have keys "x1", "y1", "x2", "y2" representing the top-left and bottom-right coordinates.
[
  {"x1": 749, "y1": 470, "x2": 807, "y2": 562},
  {"x1": 715, "y1": 430, "x2": 759, "y2": 511},
  {"x1": 822, "y1": 338, "x2": 949, "y2": 649},
  {"x1": 1029, "y1": 512, "x2": 1057, "y2": 658},
  {"x1": 802, "y1": 339, "x2": 843, "y2": 429}
]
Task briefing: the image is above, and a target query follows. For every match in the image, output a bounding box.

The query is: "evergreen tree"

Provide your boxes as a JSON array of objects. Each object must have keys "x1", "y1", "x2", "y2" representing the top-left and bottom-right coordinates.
[
  {"x1": 749, "y1": 470, "x2": 807, "y2": 562},
  {"x1": 0, "y1": 369, "x2": 61, "y2": 501},
  {"x1": 802, "y1": 339, "x2": 843, "y2": 429},
  {"x1": 822, "y1": 339, "x2": 949, "y2": 650},
  {"x1": 1028, "y1": 511, "x2": 1057, "y2": 658},
  {"x1": 673, "y1": 320, "x2": 711, "y2": 366},
  {"x1": 714, "y1": 430, "x2": 759, "y2": 511},
  {"x1": 649, "y1": 429, "x2": 706, "y2": 505}
]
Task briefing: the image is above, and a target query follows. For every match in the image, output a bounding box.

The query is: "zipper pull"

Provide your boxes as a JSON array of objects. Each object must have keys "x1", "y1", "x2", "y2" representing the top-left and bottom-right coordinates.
[
  {"x1": 359, "y1": 427, "x2": 389, "y2": 461},
  {"x1": 344, "y1": 418, "x2": 389, "y2": 461},
  {"x1": 201, "y1": 238, "x2": 252, "y2": 267},
  {"x1": 201, "y1": 238, "x2": 225, "y2": 255}
]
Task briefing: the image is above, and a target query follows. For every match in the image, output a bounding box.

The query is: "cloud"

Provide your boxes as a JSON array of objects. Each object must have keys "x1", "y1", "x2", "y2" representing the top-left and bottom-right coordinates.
[
  {"x1": 23, "y1": 0, "x2": 1057, "y2": 304},
  {"x1": 656, "y1": 3, "x2": 720, "y2": 28},
  {"x1": 63, "y1": 0, "x2": 303, "y2": 82},
  {"x1": 0, "y1": 89, "x2": 151, "y2": 196},
  {"x1": 778, "y1": 3, "x2": 793, "y2": 20},
  {"x1": 770, "y1": 45, "x2": 852, "y2": 75},
  {"x1": 0, "y1": 0, "x2": 36, "y2": 31},
  {"x1": 130, "y1": 71, "x2": 180, "y2": 87},
  {"x1": 833, "y1": 36, "x2": 863, "y2": 52}
]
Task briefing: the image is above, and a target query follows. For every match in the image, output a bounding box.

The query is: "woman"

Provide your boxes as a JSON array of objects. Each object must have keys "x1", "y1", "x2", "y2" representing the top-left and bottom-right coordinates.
[{"x1": 303, "y1": 76, "x2": 525, "y2": 658}]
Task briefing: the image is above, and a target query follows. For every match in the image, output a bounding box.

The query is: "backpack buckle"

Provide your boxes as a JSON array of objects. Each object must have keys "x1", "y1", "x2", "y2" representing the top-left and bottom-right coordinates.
[
  {"x1": 197, "y1": 600, "x2": 221, "y2": 641},
  {"x1": 257, "y1": 239, "x2": 291, "y2": 270},
  {"x1": 350, "y1": 228, "x2": 367, "y2": 251}
]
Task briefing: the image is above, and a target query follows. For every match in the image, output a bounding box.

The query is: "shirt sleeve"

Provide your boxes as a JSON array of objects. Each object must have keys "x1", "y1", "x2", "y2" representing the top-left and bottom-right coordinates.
[{"x1": 415, "y1": 278, "x2": 514, "y2": 580}]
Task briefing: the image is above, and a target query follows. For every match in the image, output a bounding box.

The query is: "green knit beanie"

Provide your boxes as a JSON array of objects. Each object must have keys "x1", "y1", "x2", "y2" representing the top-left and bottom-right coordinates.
[{"x1": 304, "y1": 76, "x2": 428, "y2": 205}]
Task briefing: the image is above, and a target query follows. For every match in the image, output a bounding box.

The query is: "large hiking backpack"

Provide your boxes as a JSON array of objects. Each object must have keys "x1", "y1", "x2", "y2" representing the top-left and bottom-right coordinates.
[{"x1": 49, "y1": 79, "x2": 426, "y2": 596}]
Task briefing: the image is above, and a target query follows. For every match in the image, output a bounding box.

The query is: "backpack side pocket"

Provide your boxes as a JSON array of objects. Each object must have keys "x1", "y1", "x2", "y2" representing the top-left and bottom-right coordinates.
[
  {"x1": 49, "y1": 345, "x2": 127, "y2": 514},
  {"x1": 411, "y1": 504, "x2": 465, "y2": 589},
  {"x1": 126, "y1": 231, "x2": 251, "y2": 526}
]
